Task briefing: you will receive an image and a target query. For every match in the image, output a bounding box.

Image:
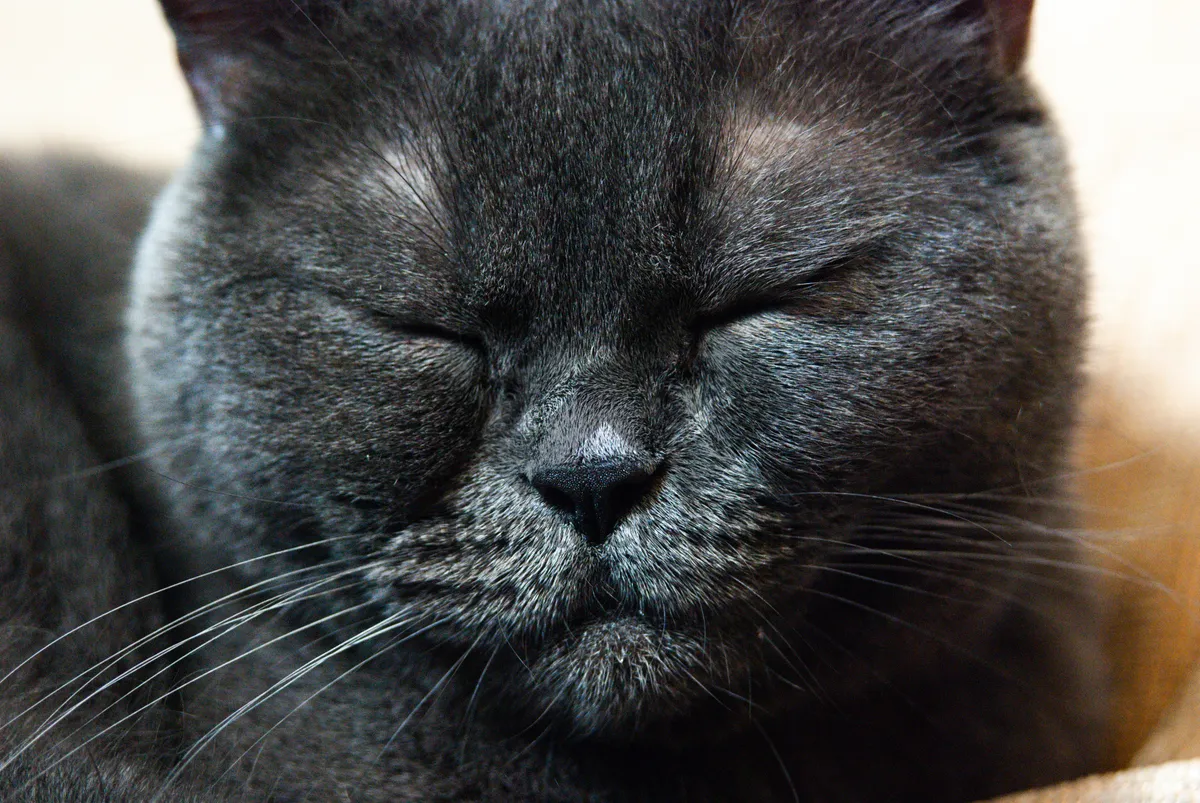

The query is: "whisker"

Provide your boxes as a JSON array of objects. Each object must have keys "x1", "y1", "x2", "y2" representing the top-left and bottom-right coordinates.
[
  {"x1": 821, "y1": 557, "x2": 1075, "y2": 594},
  {"x1": 458, "y1": 642, "x2": 504, "y2": 763},
  {"x1": 206, "y1": 618, "x2": 460, "y2": 792},
  {"x1": 753, "y1": 719, "x2": 800, "y2": 803},
  {"x1": 5, "y1": 580, "x2": 377, "y2": 784},
  {"x1": 0, "y1": 534, "x2": 361, "y2": 692},
  {"x1": 24, "y1": 557, "x2": 362, "y2": 726},
  {"x1": 800, "y1": 587, "x2": 1017, "y2": 684},
  {"x1": 376, "y1": 631, "x2": 483, "y2": 760},
  {"x1": 776, "y1": 491, "x2": 1014, "y2": 545},
  {"x1": 164, "y1": 611, "x2": 455, "y2": 794},
  {"x1": 0, "y1": 433, "x2": 202, "y2": 493},
  {"x1": 850, "y1": 543, "x2": 1192, "y2": 611},
  {"x1": 810, "y1": 563, "x2": 1081, "y2": 626},
  {"x1": 678, "y1": 665, "x2": 734, "y2": 713}
]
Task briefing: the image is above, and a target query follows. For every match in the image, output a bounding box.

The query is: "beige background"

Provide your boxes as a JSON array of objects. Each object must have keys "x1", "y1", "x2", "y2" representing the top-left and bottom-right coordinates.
[{"x1": 2, "y1": 0, "x2": 1199, "y2": 768}]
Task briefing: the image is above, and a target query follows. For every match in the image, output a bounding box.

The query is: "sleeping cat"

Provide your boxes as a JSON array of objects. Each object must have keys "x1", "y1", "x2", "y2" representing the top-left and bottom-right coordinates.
[{"x1": 0, "y1": 0, "x2": 1108, "y2": 800}]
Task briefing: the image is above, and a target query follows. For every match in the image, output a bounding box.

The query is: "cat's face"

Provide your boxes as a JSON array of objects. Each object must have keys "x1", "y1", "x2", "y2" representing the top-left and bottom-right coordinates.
[{"x1": 131, "y1": 0, "x2": 1082, "y2": 736}]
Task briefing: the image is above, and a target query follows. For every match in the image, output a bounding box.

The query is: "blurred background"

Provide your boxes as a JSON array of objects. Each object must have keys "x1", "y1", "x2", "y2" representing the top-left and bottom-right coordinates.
[{"x1": 1, "y1": 0, "x2": 1198, "y2": 768}]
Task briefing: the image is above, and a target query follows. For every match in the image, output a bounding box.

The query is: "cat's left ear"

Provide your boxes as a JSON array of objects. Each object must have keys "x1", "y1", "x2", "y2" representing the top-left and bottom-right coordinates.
[
  {"x1": 158, "y1": 0, "x2": 333, "y2": 123},
  {"x1": 974, "y1": 0, "x2": 1036, "y2": 74}
]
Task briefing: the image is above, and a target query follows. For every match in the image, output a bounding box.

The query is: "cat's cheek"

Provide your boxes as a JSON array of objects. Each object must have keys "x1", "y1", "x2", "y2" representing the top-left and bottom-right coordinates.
[
  {"x1": 689, "y1": 321, "x2": 834, "y2": 462},
  {"x1": 689, "y1": 319, "x2": 917, "y2": 488},
  {"x1": 294, "y1": 348, "x2": 486, "y2": 505},
  {"x1": 192, "y1": 294, "x2": 487, "y2": 512}
]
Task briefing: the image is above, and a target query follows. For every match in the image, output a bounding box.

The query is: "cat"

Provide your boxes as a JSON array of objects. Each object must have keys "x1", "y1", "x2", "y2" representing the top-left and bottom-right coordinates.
[{"x1": 0, "y1": 0, "x2": 1109, "y2": 800}]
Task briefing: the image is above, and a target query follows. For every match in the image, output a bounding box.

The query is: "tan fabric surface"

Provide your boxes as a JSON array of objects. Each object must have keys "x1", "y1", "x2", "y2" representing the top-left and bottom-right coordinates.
[
  {"x1": 1136, "y1": 659, "x2": 1200, "y2": 769},
  {"x1": 993, "y1": 761, "x2": 1200, "y2": 803}
]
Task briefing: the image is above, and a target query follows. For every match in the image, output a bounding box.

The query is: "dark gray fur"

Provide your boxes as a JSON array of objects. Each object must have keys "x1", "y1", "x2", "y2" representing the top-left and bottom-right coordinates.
[{"x1": 1, "y1": 1, "x2": 1107, "y2": 800}]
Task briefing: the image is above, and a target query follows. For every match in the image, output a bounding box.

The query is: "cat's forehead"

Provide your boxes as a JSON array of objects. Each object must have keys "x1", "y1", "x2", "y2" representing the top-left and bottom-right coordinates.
[
  {"x1": 300, "y1": 3, "x2": 954, "y2": 335},
  {"x1": 346, "y1": 106, "x2": 909, "y2": 336}
]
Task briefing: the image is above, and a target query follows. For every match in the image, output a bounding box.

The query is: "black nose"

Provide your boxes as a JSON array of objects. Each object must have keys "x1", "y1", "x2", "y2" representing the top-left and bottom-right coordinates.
[{"x1": 530, "y1": 458, "x2": 658, "y2": 545}]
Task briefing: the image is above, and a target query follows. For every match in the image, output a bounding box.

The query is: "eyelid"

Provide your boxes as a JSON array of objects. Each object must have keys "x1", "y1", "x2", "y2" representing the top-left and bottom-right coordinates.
[
  {"x1": 691, "y1": 296, "x2": 787, "y2": 333},
  {"x1": 369, "y1": 310, "x2": 484, "y2": 351},
  {"x1": 693, "y1": 248, "x2": 871, "y2": 333}
]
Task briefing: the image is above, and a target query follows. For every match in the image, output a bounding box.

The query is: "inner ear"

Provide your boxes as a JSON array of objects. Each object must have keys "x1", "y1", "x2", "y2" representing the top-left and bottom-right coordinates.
[{"x1": 158, "y1": 0, "x2": 320, "y2": 123}]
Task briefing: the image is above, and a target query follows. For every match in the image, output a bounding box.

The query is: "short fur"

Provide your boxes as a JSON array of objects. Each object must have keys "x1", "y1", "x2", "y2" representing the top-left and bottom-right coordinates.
[{"x1": 1, "y1": 1, "x2": 1106, "y2": 801}]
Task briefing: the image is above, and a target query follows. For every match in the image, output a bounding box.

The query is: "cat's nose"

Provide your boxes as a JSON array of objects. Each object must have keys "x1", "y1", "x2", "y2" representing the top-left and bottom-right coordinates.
[{"x1": 530, "y1": 458, "x2": 658, "y2": 545}]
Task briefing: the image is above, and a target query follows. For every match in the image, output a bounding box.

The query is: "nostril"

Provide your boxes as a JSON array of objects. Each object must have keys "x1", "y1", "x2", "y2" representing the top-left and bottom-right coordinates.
[
  {"x1": 607, "y1": 473, "x2": 654, "y2": 528},
  {"x1": 528, "y1": 458, "x2": 660, "y2": 545},
  {"x1": 531, "y1": 478, "x2": 576, "y2": 518}
]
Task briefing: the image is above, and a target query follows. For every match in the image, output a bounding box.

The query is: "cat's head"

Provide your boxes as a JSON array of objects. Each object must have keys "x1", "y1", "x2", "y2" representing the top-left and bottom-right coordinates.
[{"x1": 130, "y1": 0, "x2": 1081, "y2": 738}]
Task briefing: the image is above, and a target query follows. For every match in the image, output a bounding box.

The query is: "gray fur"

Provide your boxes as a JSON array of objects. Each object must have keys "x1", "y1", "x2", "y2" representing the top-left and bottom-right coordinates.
[{"x1": 1, "y1": 1, "x2": 1107, "y2": 800}]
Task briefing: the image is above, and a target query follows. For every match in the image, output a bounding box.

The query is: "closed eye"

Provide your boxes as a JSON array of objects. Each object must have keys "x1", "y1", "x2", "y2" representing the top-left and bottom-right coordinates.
[
  {"x1": 690, "y1": 296, "x2": 789, "y2": 334},
  {"x1": 691, "y1": 249, "x2": 874, "y2": 337},
  {"x1": 304, "y1": 284, "x2": 484, "y2": 352},
  {"x1": 367, "y1": 310, "x2": 484, "y2": 352}
]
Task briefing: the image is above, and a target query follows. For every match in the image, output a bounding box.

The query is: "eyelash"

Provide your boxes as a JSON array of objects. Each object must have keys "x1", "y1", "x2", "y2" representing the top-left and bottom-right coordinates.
[
  {"x1": 689, "y1": 255, "x2": 861, "y2": 339},
  {"x1": 370, "y1": 312, "x2": 484, "y2": 352},
  {"x1": 691, "y1": 298, "x2": 787, "y2": 335}
]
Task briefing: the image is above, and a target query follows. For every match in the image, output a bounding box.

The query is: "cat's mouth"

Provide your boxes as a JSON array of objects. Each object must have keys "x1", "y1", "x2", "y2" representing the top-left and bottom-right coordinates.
[
  {"x1": 496, "y1": 570, "x2": 759, "y2": 735},
  {"x1": 520, "y1": 612, "x2": 712, "y2": 735},
  {"x1": 564, "y1": 575, "x2": 637, "y2": 624},
  {"x1": 375, "y1": 512, "x2": 779, "y2": 732}
]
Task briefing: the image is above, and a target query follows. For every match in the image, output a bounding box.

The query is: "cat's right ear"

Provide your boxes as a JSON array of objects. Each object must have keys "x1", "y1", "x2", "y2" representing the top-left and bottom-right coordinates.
[
  {"x1": 159, "y1": 0, "x2": 312, "y2": 124},
  {"x1": 973, "y1": 0, "x2": 1036, "y2": 74}
]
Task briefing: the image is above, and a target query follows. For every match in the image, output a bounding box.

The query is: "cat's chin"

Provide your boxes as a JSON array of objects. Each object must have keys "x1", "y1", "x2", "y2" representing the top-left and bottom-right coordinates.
[{"x1": 521, "y1": 615, "x2": 718, "y2": 737}]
